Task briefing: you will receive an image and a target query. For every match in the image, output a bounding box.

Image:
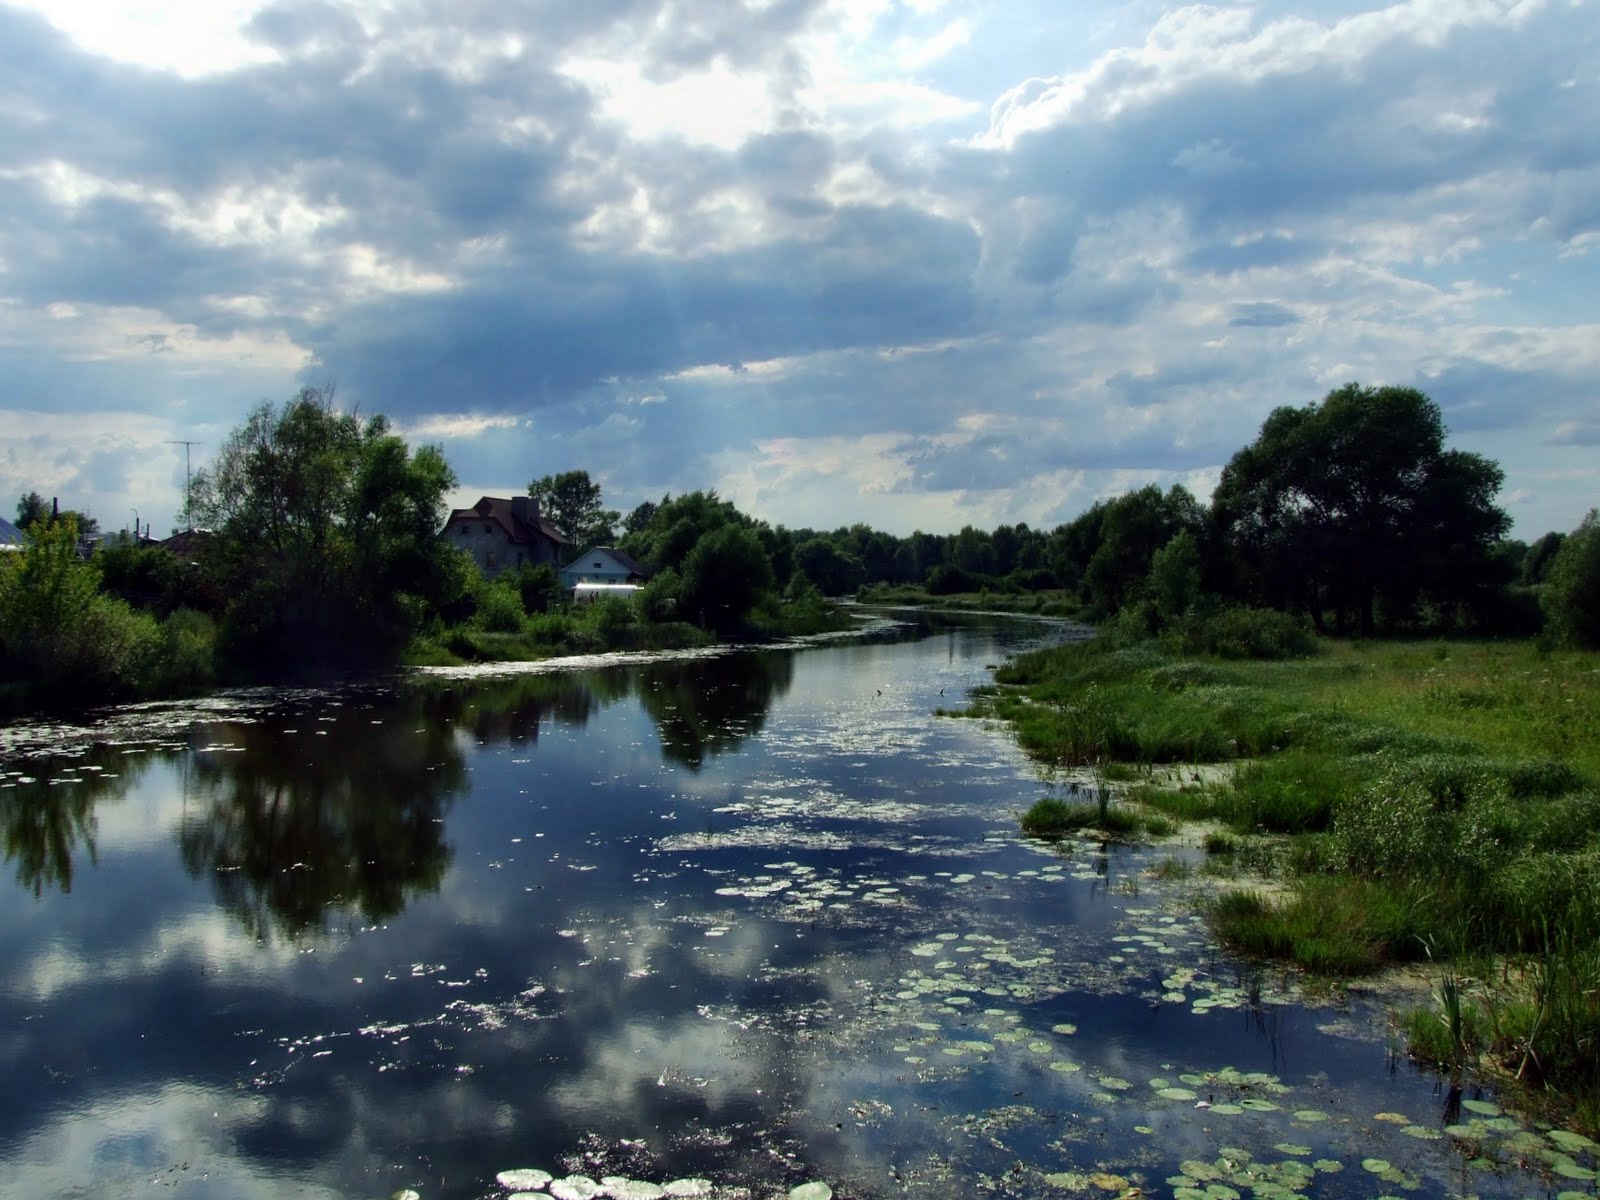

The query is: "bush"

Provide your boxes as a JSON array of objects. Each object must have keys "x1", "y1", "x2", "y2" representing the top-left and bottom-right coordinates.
[
  {"x1": 1171, "y1": 606, "x2": 1318, "y2": 660},
  {"x1": 475, "y1": 583, "x2": 527, "y2": 633},
  {"x1": 1544, "y1": 509, "x2": 1600, "y2": 648}
]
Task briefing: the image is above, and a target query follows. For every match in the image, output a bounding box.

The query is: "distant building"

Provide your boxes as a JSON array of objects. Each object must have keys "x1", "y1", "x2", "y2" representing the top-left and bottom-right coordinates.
[
  {"x1": 442, "y1": 496, "x2": 572, "y2": 578},
  {"x1": 558, "y1": 546, "x2": 650, "y2": 590},
  {"x1": 0, "y1": 516, "x2": 22, "y2": 552}
]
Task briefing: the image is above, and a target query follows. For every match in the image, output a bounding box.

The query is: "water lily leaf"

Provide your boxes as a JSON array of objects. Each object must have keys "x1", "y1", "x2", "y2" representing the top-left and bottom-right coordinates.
[
  {"x1": 1313, "y1": 1160, "x2": 1342, "y2": 1174},
  {"x1": 662, "y1": 1180, "x2": 713, "y2": 1197},
  {"x1": 1361, "y1": 1159, "x2": 1391, "y2": 1174},
  {"x1": 1099, "y1": 1077, "x2": 1133, "y2": 1091},
  {"x1": 1552, "y1": 1159, "x2": 1597, "y2": 1182},
  {"x1": 1460, "y1": 1098, "x2": 1500, "y2": 1116},
  {"x1": 1159, "y1": 1087, "x2": 1199, "y2": 1101},
  {"x1": 1290, "y1": 1110, "x2": 1327, "y2": 1123},
  {"x1": 1372, "y1": 1112, "x2": 1411, "y2": 1124},
  {"x1": 1208, "y1": 1104, "x2": 1244, "y2": 1115},
  {"x1": 1202, "y1": 1185, "x2": 1239, "y2": 1200},
  {"x1": 1089, "y1": 1172, "x2": 1127, "y2": 1192},
  {"x1": 1172, "y1": 1188, "x2": 1208, "y2": 1200},
  {"x1": 1400, "y1": 1125, "x2": 1440, "y2": 1140},
  {"x1": 788, "y1": 1183, "x2": 833, "y2": 1200},
  {"x1": 551, "y1": 1176, "x2": 601, "y2": 1200},
  {"x1": 1273, "y1": 1144, "x2": 1311, "y2": 1157},
  {"x1": 1044, "y1": 1172, "x2": 1089, "y2": 1190},
  {"x1": 1239, "y1": 1099, "x2": 1279, "y2": 1112},
  {"x1": 499, "y1": 1169, "x2": 554, "y2": 1190},
  {"x1": 1550, "y1": 1130, "x2": 1600, "y2": 1154},
  {"x1": 1051, "y1": 1023, "x2": 1078, "y2": 1036}
]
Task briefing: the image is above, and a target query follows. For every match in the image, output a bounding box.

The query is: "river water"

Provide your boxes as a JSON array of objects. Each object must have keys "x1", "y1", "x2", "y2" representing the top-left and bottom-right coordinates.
[{"x1": 0, "y1": 612, "x2": 1581, "y2": 1199}]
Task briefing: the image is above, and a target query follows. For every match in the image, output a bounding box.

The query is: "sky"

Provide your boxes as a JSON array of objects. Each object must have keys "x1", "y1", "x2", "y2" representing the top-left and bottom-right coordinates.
[{"x1": 1, "y1": 0, "x2": 1596, "y2": 541}]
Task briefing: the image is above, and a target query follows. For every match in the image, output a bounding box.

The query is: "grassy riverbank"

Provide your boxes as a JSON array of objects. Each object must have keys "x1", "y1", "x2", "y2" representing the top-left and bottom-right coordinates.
[
  {"x1": 404, "y1": 592, "x2": 856, "y2": 666},
  {"x1": 971, "y1": 633, "x2": 1600, "y2": 1129},
  {"x1": 858, "y1": 582, "x2": 1080, "y2": 616}
]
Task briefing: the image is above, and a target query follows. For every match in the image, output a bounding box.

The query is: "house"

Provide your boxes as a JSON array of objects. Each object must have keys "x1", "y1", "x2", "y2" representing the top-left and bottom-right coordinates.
[
  {"x1": 558, "y1": 546, "x2": 649, "y2": 590},
  {"x1": 443, "y1": 496, "x2": 572, "y2": 578},
  {"x1": 0, "y1": 516, "x2": 22, "y2": 552}
]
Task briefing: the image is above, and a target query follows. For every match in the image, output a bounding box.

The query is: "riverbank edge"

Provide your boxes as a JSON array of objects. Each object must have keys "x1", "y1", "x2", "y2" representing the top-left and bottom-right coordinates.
[{"x1": 957, "y1": 628, "x2": 1600, "y2": 1135}]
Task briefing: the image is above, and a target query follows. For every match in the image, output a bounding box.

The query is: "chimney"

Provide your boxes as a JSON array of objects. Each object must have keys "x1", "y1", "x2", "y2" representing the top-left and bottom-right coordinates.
[{"x1": 511, "y1": 495, "x2": 537, "y2": 525}]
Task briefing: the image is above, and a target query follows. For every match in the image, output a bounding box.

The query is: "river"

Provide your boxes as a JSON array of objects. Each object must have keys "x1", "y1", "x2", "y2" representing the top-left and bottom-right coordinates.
[{"x1": 0, "y1": 611, "x2": 1576, "y2": 1199}]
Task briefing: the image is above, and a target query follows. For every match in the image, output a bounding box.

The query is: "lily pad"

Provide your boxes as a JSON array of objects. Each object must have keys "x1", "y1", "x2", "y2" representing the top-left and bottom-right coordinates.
[
  {"x1": 788, "y1": 1184, "x2": 833, "y2": 1200},
  {"x1": 499, "y1": 1169, "x2": 554, "y2": 1190}
]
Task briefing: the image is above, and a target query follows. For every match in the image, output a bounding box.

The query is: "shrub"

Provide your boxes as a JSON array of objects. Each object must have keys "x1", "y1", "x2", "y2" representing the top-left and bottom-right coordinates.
[
  {"x1": 1171, "y1": 606, "x2": 1318, "y2": 660},
  {"x1": 474, "y1": 583, "x2": 527, "y2": 633}
]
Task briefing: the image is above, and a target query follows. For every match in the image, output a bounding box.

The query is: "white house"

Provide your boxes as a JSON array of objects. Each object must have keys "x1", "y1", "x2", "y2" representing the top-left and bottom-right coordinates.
[{"x1": 558, "y1": 546, "x2": 649, "y2": 590}]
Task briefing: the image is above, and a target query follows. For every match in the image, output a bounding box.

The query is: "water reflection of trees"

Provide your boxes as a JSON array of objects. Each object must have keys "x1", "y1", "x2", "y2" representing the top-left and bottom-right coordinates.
[
  {"x1": 1, "y1": 750, "x2": 142, "y2": 896},
  {"x1": 409, "y1": 669, "x2": 630, "y2": 745},
  {"x1": 636, "y1": 652, "x2": 794, "y2": 770},
  {"x1": 178, "y1": 710, "x2": 467, "y2": 942}
]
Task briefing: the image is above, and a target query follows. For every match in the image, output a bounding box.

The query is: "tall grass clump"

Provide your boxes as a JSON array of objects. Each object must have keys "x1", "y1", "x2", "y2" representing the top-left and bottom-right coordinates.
[{"x1": 1219, "y1": 748, "x2": 1351, "y2": 832}]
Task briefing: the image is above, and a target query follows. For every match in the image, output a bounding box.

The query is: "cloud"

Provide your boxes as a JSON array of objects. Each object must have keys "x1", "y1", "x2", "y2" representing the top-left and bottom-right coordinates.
[{"x1": 1, "y1": 0, "x2": 1597, "y2": 536}]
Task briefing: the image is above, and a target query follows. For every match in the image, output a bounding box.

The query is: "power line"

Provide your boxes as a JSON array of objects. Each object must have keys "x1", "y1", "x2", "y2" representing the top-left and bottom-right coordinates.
[{"x1": 166, "y1": 440, "x2": 201, "y2": 530}]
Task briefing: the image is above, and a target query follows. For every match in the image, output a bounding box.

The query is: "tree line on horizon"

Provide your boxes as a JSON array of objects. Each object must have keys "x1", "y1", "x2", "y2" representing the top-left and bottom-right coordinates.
[{"x1": 3, "y1": 382, "x2": 1597, "y2": 710}]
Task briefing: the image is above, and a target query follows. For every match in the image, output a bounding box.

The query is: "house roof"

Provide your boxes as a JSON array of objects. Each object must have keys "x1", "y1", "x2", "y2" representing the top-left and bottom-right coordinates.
[
  {"x1": 444, "y1": 496, "x2": 571, "y2": 548},
  {"x1": 0, "y1": 516, "x2": 23, "y2": 546},
  {"x1": 563, "y1": 546, "x2": 649, "y2": 578},
  {"x1": 160, "y1": 528, "x2": 214, "y2": 559}
]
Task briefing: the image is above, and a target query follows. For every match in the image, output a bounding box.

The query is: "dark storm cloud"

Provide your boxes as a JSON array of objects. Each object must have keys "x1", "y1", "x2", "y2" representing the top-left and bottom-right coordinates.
[{"x1": 311, "y1": 202, "x2": 982, "y2": 416}]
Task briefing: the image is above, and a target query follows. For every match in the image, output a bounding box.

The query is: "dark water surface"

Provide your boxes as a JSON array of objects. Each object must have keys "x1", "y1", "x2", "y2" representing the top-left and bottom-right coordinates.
[{"x1": 0, "y1": 614, "x2": 1579, "y2": 1199}]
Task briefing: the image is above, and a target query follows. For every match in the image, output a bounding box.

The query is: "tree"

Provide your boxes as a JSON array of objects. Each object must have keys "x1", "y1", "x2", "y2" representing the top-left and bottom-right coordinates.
[
  {"x1": 0, "y1": 515, "x2": 157, "y2": 700},
  {"x1": 15, "y1": 491, "x2": 48, "y2": 531},
  {"x1": 1214, "y1": 384, "x2": 1509, "y2": 634},
  {"x1": 1543, "y1": 510, "x2": 1600, "y2": 649},
  {"x1": 795, "y1": 536, "x2": 865, "y2": 596},
  {"x1": 678, "y1": 524, "x2": 775, "y2": 631},
  {"x1": 1083, "y1": 485, "x2": 1203, "y2": 615},
  {"x1": 191, "y1": 387, "x2": 461, "y2": 672},
  {"x1": 528, "y1": 470, "x2": 619, "y2": 548}
]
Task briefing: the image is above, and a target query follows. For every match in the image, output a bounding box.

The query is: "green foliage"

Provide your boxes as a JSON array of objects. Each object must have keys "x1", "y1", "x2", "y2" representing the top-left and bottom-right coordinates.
[
  {"x1": 1214, "y1": 383, "x2": 1509, "y2": 634},
  {"x1": 679, "y1": 524, "x2": 774, "y2": 631},
  {"x1": 14, "y1": 490, "x2": 48, "y2": 531},
  {"x1": 1222, "y1": 749, "x2": 1349, "y2": 833},
  {"x1": 1020, "y1": 795, "x2": 1142, "y2": 838},
  {"x1": 192, "y1": 388, "x2": 460, "y2": 674},
  {"x1": 795, "y1": 536, "x2": 865, "y2": 595},
  {"x1": 1543, "y1": 509, "x2": 1600, "y2": 649},
  {"x1": 1168, "y1": 606, "x2": 1318, "y2": 660},
  {"x1": 1148, "y1": 529, "x2": 1203, "y2": 622},
  {"x1": 474, "y1": 581, "x2": 528, "y2": 633},
  {"x1": 1083, "y1": 484, "x2": 1203, "y2": 615},
  {"x1": 528, "y1": 469, "x2": 619, "y2": 548},
  {"x1": 0, "y1": 516, "x2": 164, "y2": 704}
]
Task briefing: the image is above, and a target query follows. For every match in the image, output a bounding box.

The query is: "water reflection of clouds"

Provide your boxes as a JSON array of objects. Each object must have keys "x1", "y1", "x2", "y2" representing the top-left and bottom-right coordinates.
[
  {"x1": 3, "y1": 1082, "x2": 324, "y2": 1200},
  {"x1": 7, "y1": 906, "x2": 301, "y2": 1004}
]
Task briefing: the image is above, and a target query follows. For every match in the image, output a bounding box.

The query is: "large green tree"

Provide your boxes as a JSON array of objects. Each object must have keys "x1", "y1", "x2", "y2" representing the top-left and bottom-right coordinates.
[
  {"x1": 1213, "y1": 383, "x2": 1508, "y2": 633},
  {"x1": 192, "y1": 388, "x2": 462, "y2": 671},
  {"x1": 528, "y1": 470, "x2": 619, "y2": 549}
]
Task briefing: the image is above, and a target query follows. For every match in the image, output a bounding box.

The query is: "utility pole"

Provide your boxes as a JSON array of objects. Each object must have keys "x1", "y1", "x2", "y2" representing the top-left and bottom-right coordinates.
[{"x1": 166, "y1": 440, "x2": 201, "y2": 531}]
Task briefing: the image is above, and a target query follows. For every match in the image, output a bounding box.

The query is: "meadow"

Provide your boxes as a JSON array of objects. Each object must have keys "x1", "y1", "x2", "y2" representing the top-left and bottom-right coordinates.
[{"x1": 968, "y1": 634, "x2": 1600, "y2": 1131}]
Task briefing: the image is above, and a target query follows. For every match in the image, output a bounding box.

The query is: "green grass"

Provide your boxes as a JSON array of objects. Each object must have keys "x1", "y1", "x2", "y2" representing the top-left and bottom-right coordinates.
[
  {"x1": 979, "y1": 632, "x2": 1600, "y2": 1130},
  {"x1": 1019, "y1": 796, "x2": 1143, "y2": 839}
]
